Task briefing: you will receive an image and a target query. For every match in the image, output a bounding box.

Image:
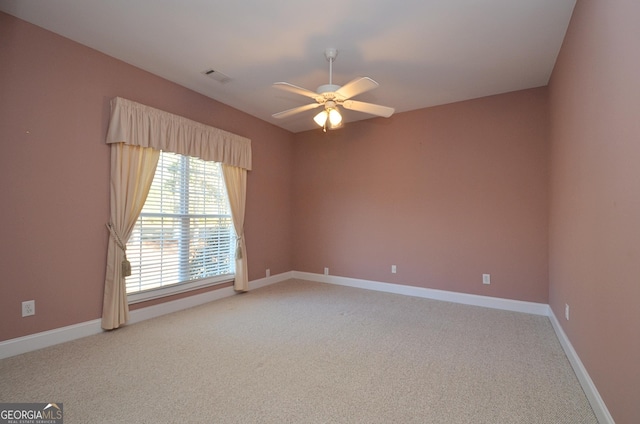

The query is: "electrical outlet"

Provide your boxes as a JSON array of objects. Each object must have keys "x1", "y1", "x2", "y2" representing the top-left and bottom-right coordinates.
[
  {"x1": 391, "y1": 265, "x2": 397, "y2": 274},
  {"x1": 324, "y1": 267, "x2": 329, "y2": 275},
  {"x1": 565, "y1": 304, "x2": 570, "y2": 320},
  {"x1": 482, "y1": 274, "x2": 491, "y2": 285},
  {"x1": 266, "y1": 268, "x2": 270, "y2": 277},
  {"x1": 22, "y1": 300, "x2": 35, "y2": 317}
]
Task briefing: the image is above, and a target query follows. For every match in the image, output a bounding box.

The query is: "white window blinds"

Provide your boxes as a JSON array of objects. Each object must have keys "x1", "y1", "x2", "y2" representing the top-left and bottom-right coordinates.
[{"x1": 126, "y1": 152, "x2": 235, "y2": 295}]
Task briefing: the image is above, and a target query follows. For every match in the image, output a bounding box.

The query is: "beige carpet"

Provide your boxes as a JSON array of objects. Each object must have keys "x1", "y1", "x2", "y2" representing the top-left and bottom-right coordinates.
[{"x1": 1, "y1": 279, "x2": 597, "y2": 423}]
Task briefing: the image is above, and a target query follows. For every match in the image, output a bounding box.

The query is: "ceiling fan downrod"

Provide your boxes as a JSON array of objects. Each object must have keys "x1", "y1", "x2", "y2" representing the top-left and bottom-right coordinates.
[
  {"x1": 325, "y1": 48, "x2": 337, "y2": 86},
  {"x1": 318, "y1": 48, "x2": 341, "y2": 93}
]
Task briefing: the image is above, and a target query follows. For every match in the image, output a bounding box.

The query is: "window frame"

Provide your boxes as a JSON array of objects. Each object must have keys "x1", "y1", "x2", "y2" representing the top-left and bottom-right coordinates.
[{"x1": 126, "y1": 151, "x2": 235, "y2": 304}]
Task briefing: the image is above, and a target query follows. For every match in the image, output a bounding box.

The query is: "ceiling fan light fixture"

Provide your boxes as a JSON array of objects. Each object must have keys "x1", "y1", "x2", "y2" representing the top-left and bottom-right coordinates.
[
  {"x1": 313, "y1": 110, "x2": 328, "y2": 127},
  {"x1": 313, "y1": 106, "x2": 342, "y2": 130},
  {"x1": 328, "y1": 107, "x2": 342, "y2": 126}
]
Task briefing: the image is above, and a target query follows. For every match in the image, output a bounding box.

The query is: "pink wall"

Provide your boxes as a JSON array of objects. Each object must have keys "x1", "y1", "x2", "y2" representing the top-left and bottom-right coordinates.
[
  {"x1": 292, "y1": 88, "x2": 549, "y2": 303},
  {"x1": 0, "y1": 13, "x2": 294, "y2": 341},
  {"x1": 548, "y1": 0, "x2": 640, "y2": 422}
]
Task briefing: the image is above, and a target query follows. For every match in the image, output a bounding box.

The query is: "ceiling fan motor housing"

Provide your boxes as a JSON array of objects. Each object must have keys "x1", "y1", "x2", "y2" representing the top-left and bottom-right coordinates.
[{"x1": 317, "y1": 84, "x2": 341, "y2": 95}]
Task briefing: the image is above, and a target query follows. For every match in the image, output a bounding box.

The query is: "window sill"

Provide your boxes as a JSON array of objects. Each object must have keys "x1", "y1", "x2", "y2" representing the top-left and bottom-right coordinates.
[{"x1": 127, "y1": 274, "x2": 235, "y2": 304}]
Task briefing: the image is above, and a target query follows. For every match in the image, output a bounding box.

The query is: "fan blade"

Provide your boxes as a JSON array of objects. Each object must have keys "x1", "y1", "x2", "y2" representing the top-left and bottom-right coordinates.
[
  {"x1": 342, "y1": 100, "x2": 395, "y2": 118},
  {"x1": 272, "y1": 102, "x2": 322, "y2": 119},
  {"x1": 273, "y1": 82, "x2": 320, "y2": 100},
  {"x1": 335, "y1": 77, "x2": 379, "y2": 100}
]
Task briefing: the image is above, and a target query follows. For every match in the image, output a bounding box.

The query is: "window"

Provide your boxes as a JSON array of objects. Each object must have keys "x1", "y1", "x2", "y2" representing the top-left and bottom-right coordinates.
[{"x1": 126, "y1": 151, "x2": 235, "y2": 302}]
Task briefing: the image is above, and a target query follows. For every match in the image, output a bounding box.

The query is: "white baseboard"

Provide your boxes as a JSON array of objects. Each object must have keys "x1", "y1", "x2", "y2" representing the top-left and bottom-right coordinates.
[
  {"x1": 250, "y1": 270, "x2": 295, "y2": 291},
  {"x1": 292, "y1": 271, "x2": 550, "y2": 316},
  {"x1": 0, "y1": 318, "x2": 104, "y2": 360},
  {"x1": 0, "y1": 272, "x2": 290, "y2": 360},
  {"x1": 548, "y1": 310, "x2": 614, "y2": 424}
]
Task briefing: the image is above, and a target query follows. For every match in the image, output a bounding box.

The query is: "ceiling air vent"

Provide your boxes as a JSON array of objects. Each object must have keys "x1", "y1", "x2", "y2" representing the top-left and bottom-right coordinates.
[{"x1": 202, "y1": 68, "x2": 231, "y2": 84}]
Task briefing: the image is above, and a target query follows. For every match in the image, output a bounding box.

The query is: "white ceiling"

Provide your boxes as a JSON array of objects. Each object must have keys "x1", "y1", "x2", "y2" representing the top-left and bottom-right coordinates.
[{"x1": 0, "y1": 0, "x2": 576, "y2": 133}]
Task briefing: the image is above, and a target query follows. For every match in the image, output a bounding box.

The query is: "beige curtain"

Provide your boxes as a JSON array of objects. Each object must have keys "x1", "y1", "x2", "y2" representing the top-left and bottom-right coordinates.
[
  {"x1": 102, "y1": 143, "x2": 160, "y2": 330},
  {"x1": 103, "y1": 97, "x2": 252, "y2": 328},
  {"x1": 222, "y1": 164, "x2": 249, "y2": 292}
]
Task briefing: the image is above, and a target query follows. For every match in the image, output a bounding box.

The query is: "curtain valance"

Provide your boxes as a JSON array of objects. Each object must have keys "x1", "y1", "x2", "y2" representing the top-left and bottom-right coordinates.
[{"x1": 106, "y1": 97, "x2": 252, "y2": 170}]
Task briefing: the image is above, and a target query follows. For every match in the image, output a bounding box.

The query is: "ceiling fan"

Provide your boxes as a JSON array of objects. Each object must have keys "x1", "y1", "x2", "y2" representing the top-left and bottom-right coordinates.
[{"x1": 272, "y1": 48, "x2": 395, "y2": 131}]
